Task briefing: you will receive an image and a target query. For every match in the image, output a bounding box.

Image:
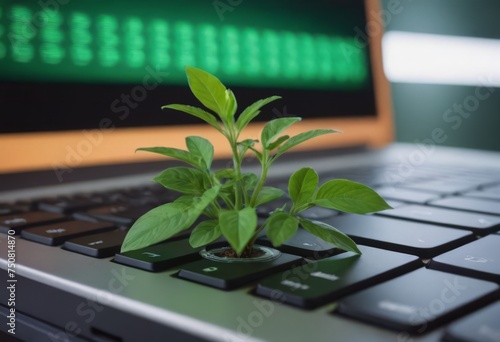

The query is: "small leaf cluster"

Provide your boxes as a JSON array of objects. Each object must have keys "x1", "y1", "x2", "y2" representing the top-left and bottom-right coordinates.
[{"x1": 120, "y1": 66, "x2": 391, "y2": 256}]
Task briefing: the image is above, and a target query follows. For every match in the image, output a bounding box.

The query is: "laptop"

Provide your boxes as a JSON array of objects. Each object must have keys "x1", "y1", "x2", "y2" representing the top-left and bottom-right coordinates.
[{"x1": 1, "y1": 0, "x2": 499, "y2": 341}]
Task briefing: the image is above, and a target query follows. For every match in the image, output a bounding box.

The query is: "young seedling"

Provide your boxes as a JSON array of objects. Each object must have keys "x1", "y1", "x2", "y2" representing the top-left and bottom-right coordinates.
[{"x1": 121, "y1": 66, "x2": 391, "y2": 257}]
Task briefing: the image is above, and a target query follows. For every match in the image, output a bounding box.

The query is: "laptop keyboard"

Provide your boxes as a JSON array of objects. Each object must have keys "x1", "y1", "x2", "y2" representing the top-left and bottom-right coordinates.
[{"x1": 1, "y1": 164, "x2": 500, "y2": 339}]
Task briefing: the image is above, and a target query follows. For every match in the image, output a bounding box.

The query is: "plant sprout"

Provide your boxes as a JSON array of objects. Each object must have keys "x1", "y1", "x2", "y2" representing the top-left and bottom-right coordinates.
[{"x1": 121, "y1": 66, "x2": 391, "y2": 257}]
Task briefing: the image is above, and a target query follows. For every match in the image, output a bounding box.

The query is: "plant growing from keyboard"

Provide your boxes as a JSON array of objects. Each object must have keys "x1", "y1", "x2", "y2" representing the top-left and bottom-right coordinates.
[{"x1": 120, "y1": 66, "x2": 391, "y2": 257}]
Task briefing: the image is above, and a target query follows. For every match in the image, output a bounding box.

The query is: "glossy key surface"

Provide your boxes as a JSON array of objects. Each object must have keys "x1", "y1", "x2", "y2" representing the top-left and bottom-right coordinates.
[
  {"x1": 114, "y1": 239, "x2": 202, "y2": 272},
  {"x1": 429, "y1": 197, "x2": 500, "y2": 215},
  {"x1": 444, "y1": 301, "x2": 500, "y2": 342},
  {"x1": 398, "y1": 179, "x2": 477, "y2": 195},
  {"x1": 325, "y1": 215, "x2": 474, "y2": 258},
  {"x1": 63, "y1": 229, "x2": 128, "y2": 258},
  {"x1": 37, "y1": 197, "x2": 103, "y2": 214},
  {"x1": 378, "y1": 204, "x2": 500, "y2": 235},
  {"x1": 0, "y1": 204, "x2": 21, "y2": 216},
  {"x1": 256, "y1": 245, "x2": 421, "y2": 309},
  {"x1": 336, "y1": 268, "x2": 499, "y2": 334},
  {"x1": 257, "y1": 228, "x2": 344, "y2": 259},
  {"x1": 178, "y1": 253, "x2": 304, "y2": 290},
  {"x1": 375, "y1": 187, "x2": 440, "y2": 204},
  {"x1": 74, "y1": 202, "x2": 156, "y2": 226},
  {"x1": 0, "y1": 211, "x2": 67, "y2": 234},
  {"x1": 21, "y1": 220, "x2": 115, "y2": 246},
  {"x1": 429, "y1": 235, "x2": 500, "y2": 283},
  {"x1": 464, "y1": 189, "x2": 500, "y2": 201}
]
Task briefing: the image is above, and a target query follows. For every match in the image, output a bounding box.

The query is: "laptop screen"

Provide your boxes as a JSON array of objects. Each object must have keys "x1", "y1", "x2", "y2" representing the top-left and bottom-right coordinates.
[{"x1": 0, "y1": 0, "x2": 392, "y2": 173}]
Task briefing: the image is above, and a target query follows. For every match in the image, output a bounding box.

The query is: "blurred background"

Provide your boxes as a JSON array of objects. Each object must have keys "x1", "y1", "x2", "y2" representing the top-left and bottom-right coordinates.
[
  {"x1": 380, "y1": 0, "x2": 500, "y2": 151},
  {"x1": 2, "y1": 0, "x2": 499, "y2": 154}
]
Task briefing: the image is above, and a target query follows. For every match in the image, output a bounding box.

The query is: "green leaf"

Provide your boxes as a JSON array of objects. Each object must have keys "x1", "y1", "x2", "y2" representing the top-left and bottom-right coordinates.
[
  {"x1": 189, "y1": 220, "x2": 221, "y2": 248},
  {"x1": 254, "y1": 186, "x2": 284, "y2": 206},
  {"x1": 186, "y1": 136, "x2": 214, "y2": 170},
  {"x1": 136, "y1": 147, "x2": 211, "y2": 170},
  {"x1": 241, "y1": 173, "x2": 258, "y2": 193},
  {"x1": 313, "y1": 179, "x2": 392, "y2": 214},
  {"x1": 267, "y1": 135, "x2": 289, "y2": 151},
  {"x1": 275, "y1": 129, "x2": 338, "y2": 158},
  {"x1": 266, "y1": 212, "x2": 298, "y2": 247},
  {"x1": 216, "y1": 170, "x2": 242, "y2": 191},
  {"x1": 236, "y1": 95, "x2": 282, "y2": 132},
  {"x1": 215, "y1": 168, "x2": 236, "y2": 181},
  {"x1": 224, "y1": 89, "x2": 237, "y2": 119},
  {"x1": 299, "y1": 218, "x2": 361, "y2": 254},
  {"x1": 121, "y1": 185, "x2": 221, "y2": 252},
  {"x1": 261, "y1": 117, "x2": 301, "y2": 149},
  {"x1": 219, "y1": 207, "x2": 257, "y2": 256},
  {"x1": 161, "y1": 104, "x2": 221, "y2": 132},
  {"x1": 288, "y1": 167, "x2": 318, "y2": 208},
  {"x1": 136, "y1": 147, "x2": 200, "y2": 168},
  {"x1": 153, "y1": 167, "x2": 208, "y2": 195},
  {"x1": 185, "y1": 66, "x2": 228, "y2": 120},
  {"x1": 237, "y1": 139, "x2": 258, "y2": 156},
  {"x1": 248, "y1": 146, "x2": 263, "y2": 162}
]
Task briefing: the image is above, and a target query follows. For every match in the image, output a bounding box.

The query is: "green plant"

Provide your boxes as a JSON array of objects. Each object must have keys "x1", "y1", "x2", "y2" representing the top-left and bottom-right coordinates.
[{"x1": 120, "y1": 66, "x2": 391, "y2": 257}]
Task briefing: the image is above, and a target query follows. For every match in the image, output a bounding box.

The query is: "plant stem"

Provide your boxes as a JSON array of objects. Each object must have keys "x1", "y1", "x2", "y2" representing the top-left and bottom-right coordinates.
[
  {"x1": 229, "y1": 136, "x2": 243, "y2": 210},
  {"x1": 249, "y1": 155, "x2": 270, "y2": 207},
  {"x1": 291, "y1": 202, "x2": 314, "y2": 216},
  {"x1": 253, "y1": 222, "x2": 267, "y2": 238}
]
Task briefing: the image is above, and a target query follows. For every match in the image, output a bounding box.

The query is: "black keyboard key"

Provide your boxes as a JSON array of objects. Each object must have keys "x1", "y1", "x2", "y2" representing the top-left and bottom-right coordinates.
[
  {"x1": 429, "y1": 235, "x2": 500, "y2": 283},
  {"x1": 21, "y1": 220, "x2": 115, "y2": 246},
  {"x1": 298, "y1": 207, "x2": 338, "y2": 220},
  {"x1": 63, "y1": 229, "x2": 128, "y2": 258},
  {"x1": 375, "y1": 187, "x2": 440, "y2": 204},
  {"x1": 444, "y1": 301, "x2": 500, "y2": 342},
  {"x1": 119, "y1": 187, "x2": 175, "y2": 205},
  {"x1": 257, "y1": 228, "x2": 344, "y2": 259},
  {"x1": 322, "y1": 167, "x2": 388, "y2": 187},
  {"x1": 0, "y1": 211, "x2": 67, "y2": 234},
  {"x1": 114, "y1": 239, "x2": 202, "y2": 272},
  {"x1": 482, "y1": 183, "x2": 500, "y2": 192},
  {"x1": 384, "y1": 199, "x2": 406, "y2": 208},
  {"x1": 37, "y1": 197, "x2": 103, "y2": 214},
  {"x1": 399, "y1": 180, "x2": 477, "y2": 195},
  {"x1": 378, "y1": 204, "x2": 500, "y2": 235},
  {"x1": 0, "y1": 204, "x2": 21, "y2": 216},
  {"x1": 256, "y1": 198, "x2": 290, "y2": 217},
  {"x1": 429, "y1": 197, "x2": 500, "y2": 215},
  {"x1": 336, "y1": 268, "x2": 499, "y2": 334},
  {"x1": 256, "y1": 245, "x2": 421, "y2": 309},
  {"x1": 325, "y1": 215, "x2": 474, "y2": 258},
  {"x1": 464, "y1": 189, "x2": 500, "y2": 201},
  {"x1": 74, "y1": 202, "x2": 156, "y2": 226},
  {"x1": 178, "y1": 253, "x2": 304, "y2": 290}
]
